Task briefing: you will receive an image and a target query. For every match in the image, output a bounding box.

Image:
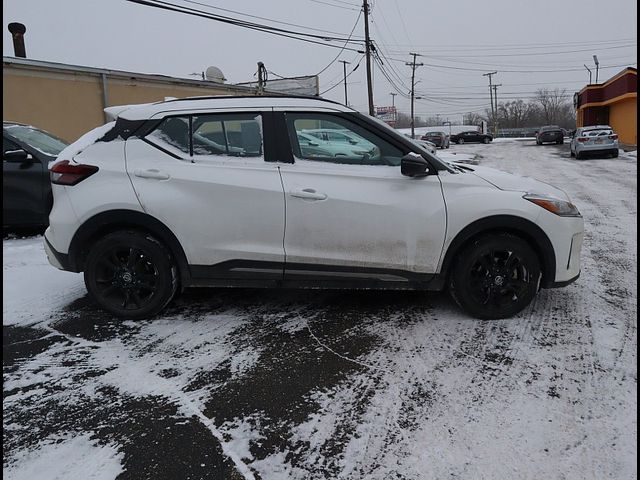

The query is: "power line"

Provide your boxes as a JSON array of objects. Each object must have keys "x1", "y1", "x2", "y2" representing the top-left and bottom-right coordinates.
[
  {"x1": 319, "y1": 55, "x2": 364, "y2": 94},
  {"x1": 308, "y1": 0, "x2": 360, "y2": 10},
  {"x1": 314, "y1": 9, "x2": 362, "y2": 76},
  {"x1": 126, "y1": 0, "x2": 365, "y2": 51},
  {"x1": 178, "y1": 0, "x2": 364, "y2": 37},
  {"x1": 384, "y1": 56, "x2": 635, "y2": 73}
]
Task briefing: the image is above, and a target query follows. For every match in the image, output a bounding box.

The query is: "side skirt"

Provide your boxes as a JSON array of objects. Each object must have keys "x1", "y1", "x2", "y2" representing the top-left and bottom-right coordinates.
[{"x1": 187, "y1": 260, "x2": 443, "y2": 291}]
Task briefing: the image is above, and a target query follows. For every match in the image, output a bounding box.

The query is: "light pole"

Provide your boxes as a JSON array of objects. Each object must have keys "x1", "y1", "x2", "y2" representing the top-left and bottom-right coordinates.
[
  {"x1": 584, "y1": 64, "x2": 593, "y2": 84},
  {"x1": 593, "y1": 55, "x2": 600, "y2": 83}
]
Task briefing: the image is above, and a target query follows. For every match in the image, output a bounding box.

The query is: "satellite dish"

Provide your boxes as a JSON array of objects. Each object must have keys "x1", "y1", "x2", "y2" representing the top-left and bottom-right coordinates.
[{"x1": 205, "y1": 66, "x2": 226, "y2": 83}]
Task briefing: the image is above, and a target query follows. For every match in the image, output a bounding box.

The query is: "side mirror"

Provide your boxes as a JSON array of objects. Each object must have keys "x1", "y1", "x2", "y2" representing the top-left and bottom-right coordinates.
[
  {"x1": 401, "y1": 152, "x2": 431, "y2": 177},
  {"x1": 4, "y1": 149, "x2": 31, "y2": 163}
]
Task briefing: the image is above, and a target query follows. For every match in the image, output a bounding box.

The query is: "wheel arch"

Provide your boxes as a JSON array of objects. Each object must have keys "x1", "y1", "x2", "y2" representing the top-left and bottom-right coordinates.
[
  {"x1": 68, "y1": 209, "x2": 190, "y2": 284},
  {"x1": 439, "y1": 215, "x2": 556, "y2": 288}
]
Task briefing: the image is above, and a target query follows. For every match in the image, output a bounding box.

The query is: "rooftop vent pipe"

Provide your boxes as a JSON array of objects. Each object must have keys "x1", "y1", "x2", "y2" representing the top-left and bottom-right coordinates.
[{"x1": 8, "y1": 23, "x2": 27, "y2": 58}]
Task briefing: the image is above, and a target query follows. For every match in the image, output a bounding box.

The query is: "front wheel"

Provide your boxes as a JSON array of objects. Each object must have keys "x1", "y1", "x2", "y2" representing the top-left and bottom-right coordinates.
[
  {"x1": 483, "y1": 137, "x2": 491, "y2": 144},
  {"x1": 458, "y1": 138, "x2": 464, "y2": 144},
  {"x1": 449, "y1": 234, "x2": 541, "y2": 319},
  {"x1": 84, "y1": 231, "x2": 178, "y2": 319}
]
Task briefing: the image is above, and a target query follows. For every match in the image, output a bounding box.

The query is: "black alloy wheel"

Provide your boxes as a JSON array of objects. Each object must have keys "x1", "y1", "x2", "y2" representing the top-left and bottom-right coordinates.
[
  {"x1": 84, "y1": 231, "x2": 178, "y2": 319},
  {"x1": 450, "y1": 234, "x2": 541, "y2": 319}
]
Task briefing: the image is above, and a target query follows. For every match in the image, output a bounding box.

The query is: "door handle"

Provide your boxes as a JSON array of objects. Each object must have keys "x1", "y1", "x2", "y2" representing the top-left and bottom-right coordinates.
[
  {"x1": 133, "y1": 169, "x2": 170, "y2": 180},
  {"x1": 290, "y1": 188, "x2": 327, "y2": 201}
]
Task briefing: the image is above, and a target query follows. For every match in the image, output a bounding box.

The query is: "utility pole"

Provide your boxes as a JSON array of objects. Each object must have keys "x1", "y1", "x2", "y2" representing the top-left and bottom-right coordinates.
[
  {"x1": 257, "y1": 62, "x2": 266, "y2": 95},
  {"x1": 362, "y1": 0, "x2": 374, "y2": 116},
  {"x1": 406, "y1": 52, "x2": 423, "y2": 139},
  {"x1": 483, "y1": 71, "x2": 497, "y2": 134},
  {"x1": 339, "y1": 60, "x2": 350, "y2": 106},
  {"x1": 390, "y1": 92, "x2": 398, "y2": 125},
  {"x1": 492, "y1": 84, "x2": 502, "y2": 137}
]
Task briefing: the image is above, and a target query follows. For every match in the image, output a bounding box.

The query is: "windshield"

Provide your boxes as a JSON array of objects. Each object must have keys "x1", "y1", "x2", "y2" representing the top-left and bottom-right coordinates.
[{"x1": 4, "y1": 125, "x2": 69, "y2": 156}]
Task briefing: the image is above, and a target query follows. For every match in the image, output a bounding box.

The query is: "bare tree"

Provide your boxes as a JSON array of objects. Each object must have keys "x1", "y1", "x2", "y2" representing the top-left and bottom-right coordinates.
[
  {"x1": 533, "y1": 88, "x2": 570, "y2": 125},
  {"x1": 463, "y1": 112, "x2": 485, "y2": 125},
  {"x1": 498, "y1": 100, "x2": 535, "y2": 128}
]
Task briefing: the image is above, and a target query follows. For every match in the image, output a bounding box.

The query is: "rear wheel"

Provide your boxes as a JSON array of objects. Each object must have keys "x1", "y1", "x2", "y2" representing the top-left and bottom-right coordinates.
[
  {"x1": 575, "y1": 150, "x2": 582, "y2": 160},
  {"x1": 449, "y1": 234, "x2": 541, "y2": 319},
  {"x1": 84, "y1": 231, "x2": 178, "y2": 319},
  {"x1": 484, "y1": 137, "x2": 491, "y2": 144},
  {"x1": 458, "y1": 138, "x2": 465, "y2": 144}
]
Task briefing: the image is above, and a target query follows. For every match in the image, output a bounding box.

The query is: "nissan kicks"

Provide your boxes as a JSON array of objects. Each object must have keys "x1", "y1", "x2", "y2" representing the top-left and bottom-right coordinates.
[{"x1": 44, "y1": 96, "x2": 583, "y2": 319}]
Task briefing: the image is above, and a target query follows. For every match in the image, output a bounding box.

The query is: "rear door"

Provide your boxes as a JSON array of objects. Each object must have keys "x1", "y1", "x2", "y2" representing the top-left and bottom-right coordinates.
[
  {"x1": 277, "y1": 110, "x2": 447, "y2": 284},
  {"x1": 125, "y1": 110, "x2": 286, "y2": 281}
]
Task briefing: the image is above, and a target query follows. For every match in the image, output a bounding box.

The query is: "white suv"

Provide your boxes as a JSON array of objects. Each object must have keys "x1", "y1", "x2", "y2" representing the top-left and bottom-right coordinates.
[
  {"x1": 44, "y1": 96, "x2": 584, "y2": 320},
  {"x1": 570, "y1": 125, "x2": 619, "y2": 159}
]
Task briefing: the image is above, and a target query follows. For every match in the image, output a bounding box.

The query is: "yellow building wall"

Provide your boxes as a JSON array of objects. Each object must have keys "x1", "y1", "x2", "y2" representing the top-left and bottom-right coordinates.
[
  {"x1": 3, "y1": 65, "x2": 257, "y2": 142},
  {"x1": 609, "y1": 96, "x2": 637, "y2": 145},
  {"x1": 3, "y1": 69, "x2": 105, "y2": 142}
]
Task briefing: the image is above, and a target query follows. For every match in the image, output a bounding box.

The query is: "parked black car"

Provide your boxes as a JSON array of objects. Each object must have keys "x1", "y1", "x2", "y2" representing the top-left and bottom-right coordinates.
[
  {"x1": 3, "y1": 121, "x2": 69, "y2": 229},
  {"x1": 536, "y1": 125, "x2": 564, "y2": 145},
  {"x1": 421, "y1": 131, "x2": 450, "y2": 149},
  {"x1": 450, "y1": 131, "x2": 493, "y2": 144}
]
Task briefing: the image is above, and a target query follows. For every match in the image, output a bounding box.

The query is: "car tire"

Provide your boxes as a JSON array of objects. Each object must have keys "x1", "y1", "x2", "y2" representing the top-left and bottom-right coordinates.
[
  {"x1": 458, "y1": 139, "x2": 464, "y2": 144},
  {"x1": 575, "y1": 151, "x2": 582, "y2": 160},
  {"x1": 483, "y1": 137, "x2": 491, "y2": 144},
  {"x1": 84, "y1": 230, "x2": 178, "y2": 319},
  {"x1": 449, "y1": 233, "x2": 541, "y2": 319}
]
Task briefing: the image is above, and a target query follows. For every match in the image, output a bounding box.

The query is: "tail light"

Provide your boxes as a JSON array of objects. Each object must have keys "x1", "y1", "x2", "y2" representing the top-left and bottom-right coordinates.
[
  {"x1": 50, "y1": 160, "x2": 99, "y2": 186},
  {"x1": 577, "y1": 137, "x2": 589, "y2": 143},
  {"x1": 609, "y1": 134, "x2": 618, "y2": 140}
]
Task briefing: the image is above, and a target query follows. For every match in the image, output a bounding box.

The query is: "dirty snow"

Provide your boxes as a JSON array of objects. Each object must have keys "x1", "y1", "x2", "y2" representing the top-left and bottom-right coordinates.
[
  {"x1": 3, "y1": 139, "x2": 636, "y2": 479},
  {"x1": 3, "y1": 434, "x2": 124, "y2": 480}
]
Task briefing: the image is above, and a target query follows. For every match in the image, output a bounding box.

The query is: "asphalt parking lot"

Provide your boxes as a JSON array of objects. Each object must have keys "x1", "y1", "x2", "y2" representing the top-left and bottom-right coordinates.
[{"x1": 3, "y1": 140, "x2": 637, "y2": 480}]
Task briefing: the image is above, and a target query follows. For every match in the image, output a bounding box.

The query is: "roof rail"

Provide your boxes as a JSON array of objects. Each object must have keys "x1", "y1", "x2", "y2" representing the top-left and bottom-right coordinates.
[{"x1": 161, "y1": 94, "x2": 345, "y2": 107}]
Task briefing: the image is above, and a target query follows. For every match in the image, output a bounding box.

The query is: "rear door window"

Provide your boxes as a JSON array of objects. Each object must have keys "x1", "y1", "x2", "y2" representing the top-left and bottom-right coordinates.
[
  {"x1": 146, "y1": 116, "x2": 191, "y2": 155},
  {"x1": 145, "y1": 113, "x2": 263, "y2": 159},
  {"x1": 192, "y1": 113, "x2": 262, "y2": 158}
]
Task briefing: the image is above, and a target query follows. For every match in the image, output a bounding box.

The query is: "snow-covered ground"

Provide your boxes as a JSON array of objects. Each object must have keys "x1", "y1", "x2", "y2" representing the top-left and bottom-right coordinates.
[{"x1": 3, "y1": 139, "x2": 637, "y2": 479}]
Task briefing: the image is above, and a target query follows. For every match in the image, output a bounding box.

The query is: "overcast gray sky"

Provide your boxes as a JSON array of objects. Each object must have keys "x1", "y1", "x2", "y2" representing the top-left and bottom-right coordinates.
[{"x1": 3, "y1": 0, "x2": 637, "y2": 122}]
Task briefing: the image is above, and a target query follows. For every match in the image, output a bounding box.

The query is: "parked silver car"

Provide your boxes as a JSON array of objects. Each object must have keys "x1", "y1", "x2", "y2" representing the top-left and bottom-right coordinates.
[{"x1": 570, "y1": 125, "x2": 619, "y2": 159}]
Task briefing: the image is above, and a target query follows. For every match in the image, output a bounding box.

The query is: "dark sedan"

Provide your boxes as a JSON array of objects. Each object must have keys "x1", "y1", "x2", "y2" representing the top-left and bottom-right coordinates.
[
  {"x1": 536, "y1": 125, "x2": 564, "y2": 145},
  {"x1": 421, "y1": 131, "x2": 450, "y2": 149},
  {"x1": 3, "y1": 121, "x2": 69, "y2": 229},
  {"x1": 450, "y1": 131, "x2": 493, "y2": 144}
]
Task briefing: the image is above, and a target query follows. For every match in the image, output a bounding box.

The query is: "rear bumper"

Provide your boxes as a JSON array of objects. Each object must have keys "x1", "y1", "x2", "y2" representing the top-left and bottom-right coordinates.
[
  {"x1": 576, "y1": 145, "x2": 618, "y2": 154},
  {"x1": 44, "y1": 234, "x2": 71, "y2": 271}
]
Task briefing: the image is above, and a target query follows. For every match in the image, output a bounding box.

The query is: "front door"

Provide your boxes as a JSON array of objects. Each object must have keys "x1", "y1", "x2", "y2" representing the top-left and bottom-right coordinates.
[
  {"x1": 125, "y1": 112, "x2": 286, "y2": 280},
  {"x1": 3, "y1": 137, "x2": 45, "y2": 226},
  {"x1": 278, "y1": 111, "x2": 447, "y2": 284}
]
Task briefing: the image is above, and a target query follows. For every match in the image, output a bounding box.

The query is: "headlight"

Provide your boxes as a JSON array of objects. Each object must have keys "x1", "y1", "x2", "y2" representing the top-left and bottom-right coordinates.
[{"x1": 523, "y1": 194, "x2": 581, "y2": 217}]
